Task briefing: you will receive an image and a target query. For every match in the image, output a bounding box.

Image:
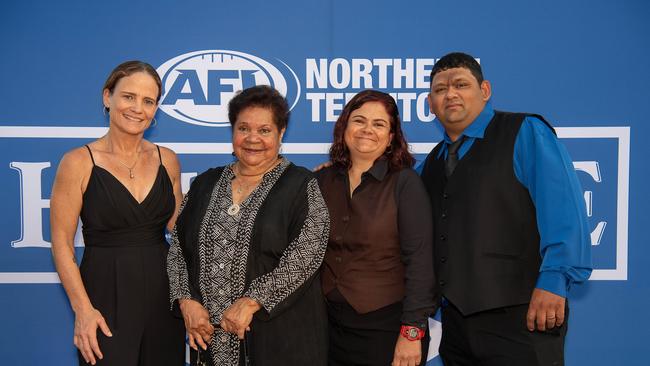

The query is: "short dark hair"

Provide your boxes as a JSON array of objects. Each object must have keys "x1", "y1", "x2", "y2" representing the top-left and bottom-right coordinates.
[
  {"x1": 103, "y1": 60, "x2": 162, "y2": 102},
  {"x1": 429, "y1": 52, "x2": 484, "y2": 87},
  {"x1": 329, "y1": 89, "x2": 415, "y2": 170},
  {"x1": 228, "y1": 85, "x2": 290, "y2": 131}
]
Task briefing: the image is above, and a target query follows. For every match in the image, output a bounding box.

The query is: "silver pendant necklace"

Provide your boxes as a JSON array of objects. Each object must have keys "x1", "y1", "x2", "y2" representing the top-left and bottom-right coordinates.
[
  {"x1": 227, "y1": 163, "x2": 270, "y2": 216},
  {"x1": 227, "y1": 202, "x2": 240, "y2": 216},
  {"x1": 228, "y1": 177, "x2": 251, "y2": 216}
]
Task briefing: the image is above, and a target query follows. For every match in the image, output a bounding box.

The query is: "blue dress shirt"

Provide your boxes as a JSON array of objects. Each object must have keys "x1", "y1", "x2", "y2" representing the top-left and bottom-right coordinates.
[{"x1": 433, "y1": 101, "x2": 592, "y2": 297}]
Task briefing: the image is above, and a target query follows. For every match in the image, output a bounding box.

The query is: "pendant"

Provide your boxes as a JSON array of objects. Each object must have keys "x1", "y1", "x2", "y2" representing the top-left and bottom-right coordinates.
[
  {"x1": 128, "y1": 169, "x2": 134, "y2": 179},
  {"x1": 227, "y1": 203, "x2": 240, "y2": 216}
]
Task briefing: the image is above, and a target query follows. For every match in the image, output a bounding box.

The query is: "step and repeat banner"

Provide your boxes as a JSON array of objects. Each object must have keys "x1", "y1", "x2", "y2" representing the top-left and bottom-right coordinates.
[{"x1": 1, "y1": 0, "x2": 647, "y2": 365}]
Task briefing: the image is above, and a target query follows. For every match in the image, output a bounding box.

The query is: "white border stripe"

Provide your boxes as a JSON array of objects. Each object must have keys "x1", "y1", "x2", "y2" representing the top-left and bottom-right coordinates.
[
  {"x1": 0, "y1": 126, "x2": 631, "y2": 282},
  {"x1": 0, "y1": 126, "x2": 108, "y2": 138},
  {"x1": 0, "y1": 273, "x2": 61, "y2": 283},
  {"x1": 1, "y1": 127, "x2": 439, "y2": 154}
]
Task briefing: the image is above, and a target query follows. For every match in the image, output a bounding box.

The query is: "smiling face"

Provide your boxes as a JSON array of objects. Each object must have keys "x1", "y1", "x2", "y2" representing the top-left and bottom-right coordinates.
[
  {"x1": 103, "y1": 71, "x2": 159, "y2": 135},
  {"x1": 343, "y1": 101, "x2": 393, "y2": 163},
  {"x1": 428, "y1": 67, "x2": 491, "y2": 140},
  {"x1": 232, "y1": 106, "x2": 285, "y2": 170}
]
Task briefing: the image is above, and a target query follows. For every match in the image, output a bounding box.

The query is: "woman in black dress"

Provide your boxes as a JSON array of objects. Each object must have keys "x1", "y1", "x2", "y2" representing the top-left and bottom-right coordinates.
[
  {"x1": 167, "y1": 85, "x2": 330, "y2": 366},
  {"x1": 51, "y1": 61, "x2": 185, "y2": 365}
]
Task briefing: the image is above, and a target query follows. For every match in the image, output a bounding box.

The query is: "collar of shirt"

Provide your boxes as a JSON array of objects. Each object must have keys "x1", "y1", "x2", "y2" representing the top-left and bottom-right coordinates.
[
  {"x1": 436, "y1": 101, "x2": 495, "y2": 159},
  {"x1": 335, "y1": 157, "x2": 389, "y2": 182}
]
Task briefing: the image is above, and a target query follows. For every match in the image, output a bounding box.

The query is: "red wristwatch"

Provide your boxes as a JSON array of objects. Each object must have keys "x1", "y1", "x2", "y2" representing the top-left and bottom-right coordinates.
[{"x1": 400, "y1": 325, "x2": 425, "y2": 341}]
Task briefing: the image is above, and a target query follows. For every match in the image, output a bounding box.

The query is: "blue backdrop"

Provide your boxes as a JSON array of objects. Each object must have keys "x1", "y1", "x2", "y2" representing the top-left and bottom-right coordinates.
[{"x1": 1, "y1": 0, "x2": 648, "y2": 365}]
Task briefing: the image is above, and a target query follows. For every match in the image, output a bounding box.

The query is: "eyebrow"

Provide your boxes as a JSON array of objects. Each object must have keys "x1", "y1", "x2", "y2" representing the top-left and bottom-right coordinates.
[
  {"x1": 350, "y1": 114, "x2": 388, "y2": 124},
  {"x1": 236, "y1": 121, "x2": 273, "y2": 128},
  {"x1": 121, "y1": 91, "x2": 157, "y2": 100}
]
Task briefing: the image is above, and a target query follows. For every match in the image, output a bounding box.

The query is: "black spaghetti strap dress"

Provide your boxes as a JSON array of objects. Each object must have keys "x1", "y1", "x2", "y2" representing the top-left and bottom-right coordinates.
[{"x1": 78, "y1": 145, "x2": 184, "y2": 366}]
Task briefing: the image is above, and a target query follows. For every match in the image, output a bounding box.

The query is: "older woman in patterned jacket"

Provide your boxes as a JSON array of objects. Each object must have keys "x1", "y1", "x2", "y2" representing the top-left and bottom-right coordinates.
[{"x1": 167, "y1": 85, "x2": 330, "y2": 366}]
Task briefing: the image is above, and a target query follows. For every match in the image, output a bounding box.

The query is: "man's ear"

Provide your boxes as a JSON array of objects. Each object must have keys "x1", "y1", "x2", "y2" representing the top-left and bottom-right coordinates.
[{"x1": 480, "y1": 80, "x2": 492, "y2": 101}]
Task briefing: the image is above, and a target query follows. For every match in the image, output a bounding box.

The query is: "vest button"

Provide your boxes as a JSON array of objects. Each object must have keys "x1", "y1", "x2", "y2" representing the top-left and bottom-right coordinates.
[
  {"x1": 335, "y1": 256, "x2": 342, "y2": 263},
  {"x1": 443, "y1": 193, "x2": 449, "y2": 199},
  {"x1": 440, "y1": 257, "x2": 447, "y2": 263},
  {"x1": 440, "y1": 235, "x2": 446, "y2": 241},
  {"x1": 342, "y1": 216, "x2": 350, "y2": 222},
  {"x1": 441, "y1": 212, "x2": 447, "y2": 219},
  {"x1": 439, "y1": 280, "x2": 446, "y2": 287},
  {"x1": 335, "y1": 235, "x2": 343, "y2": 242}
]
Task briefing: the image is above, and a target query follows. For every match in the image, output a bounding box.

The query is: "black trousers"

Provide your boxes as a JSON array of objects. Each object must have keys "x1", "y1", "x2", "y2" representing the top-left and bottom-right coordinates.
[
  {"x1": 327, "y1": 300, "x2": 429, "y2": 366},
  {"x1": 440, "y1": 302, "x2": 568, "y2": 366}
]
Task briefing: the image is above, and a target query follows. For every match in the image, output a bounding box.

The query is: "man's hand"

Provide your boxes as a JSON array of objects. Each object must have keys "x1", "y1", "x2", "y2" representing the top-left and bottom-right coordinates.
[
  {"x1": 526, "y1": 288, "x2": 566, "y2": 331},
  {"x1": 392, "y1": 335, "x2": 422, "y2": 366}
]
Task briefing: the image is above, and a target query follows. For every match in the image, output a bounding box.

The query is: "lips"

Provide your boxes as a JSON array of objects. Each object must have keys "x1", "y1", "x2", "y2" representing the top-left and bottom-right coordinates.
[
  {"x1": 242, "y1": 147, "x2": 265, "y2": 154},
  {"x1": 355, "y1": 136, "x2": 377, "y2": 142},
  {"x1": 123, "y1": 113, "x2": 144, "y2": 122}
]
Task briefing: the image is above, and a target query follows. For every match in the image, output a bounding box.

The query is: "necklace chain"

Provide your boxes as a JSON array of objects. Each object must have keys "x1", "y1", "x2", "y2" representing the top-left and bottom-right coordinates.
[
  {"x1": 227, "y1": 159, "x2": 280, "y2": 216},
  {"x1": 232, "y1": 163, "x2": 265, "y2": 195},
  {"x1": 106, "y1": 135, "x2": 141, "y2": 179}
]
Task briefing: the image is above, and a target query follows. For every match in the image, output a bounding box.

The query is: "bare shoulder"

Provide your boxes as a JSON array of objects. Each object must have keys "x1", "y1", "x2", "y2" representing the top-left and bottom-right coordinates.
[
  {"x1": 53, "y1": 145, "x2": 95, "y2": 193},
  {"x1": 58, "y1": 145, "x2": 94, "y2": 174}
]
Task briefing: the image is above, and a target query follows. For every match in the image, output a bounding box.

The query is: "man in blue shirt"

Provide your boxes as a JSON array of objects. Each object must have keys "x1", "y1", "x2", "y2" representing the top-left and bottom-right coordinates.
[{"x1": 420, "y1": 52, "x2": 592, "y2": 365}]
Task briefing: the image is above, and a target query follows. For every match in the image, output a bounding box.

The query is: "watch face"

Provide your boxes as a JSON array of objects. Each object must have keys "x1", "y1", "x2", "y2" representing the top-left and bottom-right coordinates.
[{"x1": 408, "y1": 328, "x2": 419, "y2": 338}]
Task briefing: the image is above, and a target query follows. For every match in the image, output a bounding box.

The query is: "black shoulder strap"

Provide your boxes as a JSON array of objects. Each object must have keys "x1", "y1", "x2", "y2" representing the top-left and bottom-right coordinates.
[
  {"x1": 156, "y1": 145, "x2": 163, "y2": 165},
  {"x1": 84, "y1": 145, "x2": 96, "y2": 165}
]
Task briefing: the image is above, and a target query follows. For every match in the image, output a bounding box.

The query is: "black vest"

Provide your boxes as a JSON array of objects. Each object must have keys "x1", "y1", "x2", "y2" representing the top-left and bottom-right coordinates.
[{"x1": 421, "y1": 111, "x2": 554, "y2": 315}]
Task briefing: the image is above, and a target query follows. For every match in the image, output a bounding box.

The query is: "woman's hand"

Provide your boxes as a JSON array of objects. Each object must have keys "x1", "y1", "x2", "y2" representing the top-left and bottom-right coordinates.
[
  {"x1": 312, "y1": 161, "x2": 332, "y2": 172},
  {"x1": 73, "y1": 307, "x2": 112, "y2": 365},
  {"x1": 392, "y1": 336, "x2": 422, "y2": 366},
  {"x1": 220, "y1": 297, "x2": 262, "y2": 339},
  {"x1": 179, "y1": 299, "x2": 214, "y2": 350}
]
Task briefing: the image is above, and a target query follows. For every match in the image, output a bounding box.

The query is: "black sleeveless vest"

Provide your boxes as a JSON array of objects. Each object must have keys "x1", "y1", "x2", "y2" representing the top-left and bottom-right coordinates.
[{"x1": 421, "y1": 111, "x2": 554, "y2": 315}]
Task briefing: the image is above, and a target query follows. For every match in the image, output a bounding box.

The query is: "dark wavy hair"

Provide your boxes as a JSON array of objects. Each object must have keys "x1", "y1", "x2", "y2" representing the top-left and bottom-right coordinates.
[
  {"x1": 103, "y1": 60, "x2": 162, "y2": 112},
  {"x1": 329, "y1": 90, "x2": 415, "y2": 170},
  {"x1": 228, "y1": 85, "x2": 290, "y2": 131}
]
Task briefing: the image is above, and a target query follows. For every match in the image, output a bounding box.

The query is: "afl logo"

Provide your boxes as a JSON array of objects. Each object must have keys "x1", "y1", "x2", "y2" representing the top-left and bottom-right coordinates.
[{"x1": 157, "y1": 50, "x2": 301, "y2": 127}]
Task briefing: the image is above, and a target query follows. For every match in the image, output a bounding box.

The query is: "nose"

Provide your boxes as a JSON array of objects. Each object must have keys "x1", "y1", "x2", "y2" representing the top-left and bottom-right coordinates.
[
  {"x1": 444, "y1": 87, "x2": 459, "y2": 100},
  {"x1": 360, "y1": 122, "x2": 373, "y2": 133},
  {"x1": 244, "y1": 131, "x2": 263, "y2": 142},
  {"x1": 130, "y1": 99, "x2": 144, "y2": 113}
]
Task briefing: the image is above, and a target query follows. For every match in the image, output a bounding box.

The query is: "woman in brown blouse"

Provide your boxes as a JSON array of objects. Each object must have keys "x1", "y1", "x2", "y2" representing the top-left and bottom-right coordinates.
[{"x1": 316, "y1": 90, "x2": 437, "y2": 366}]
